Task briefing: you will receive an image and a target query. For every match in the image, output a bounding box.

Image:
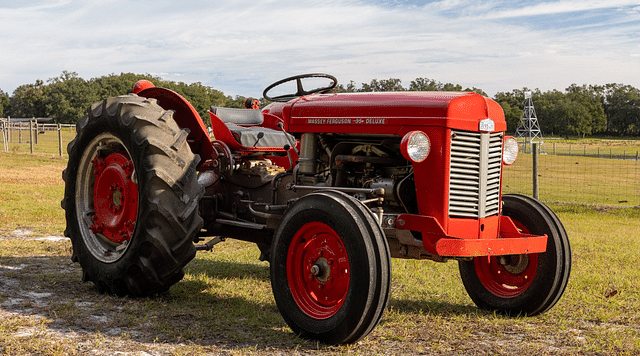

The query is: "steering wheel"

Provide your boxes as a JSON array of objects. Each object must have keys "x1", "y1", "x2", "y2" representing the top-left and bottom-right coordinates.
[{"x1": 263, "y1": 73, "x2": 338, "y2": 102}]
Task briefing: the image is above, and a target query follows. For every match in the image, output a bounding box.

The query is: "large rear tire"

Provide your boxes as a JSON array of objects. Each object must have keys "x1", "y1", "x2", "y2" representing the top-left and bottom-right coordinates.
[
  {"x1": 62, "y1": 95, "x2": 203, "y2": 296},
  {"x1": 459, "y1": 194, "x2": 571, "y2": 315},
  {"x1": 270, "y1": 191, "x2": 391, "y2": 344}
]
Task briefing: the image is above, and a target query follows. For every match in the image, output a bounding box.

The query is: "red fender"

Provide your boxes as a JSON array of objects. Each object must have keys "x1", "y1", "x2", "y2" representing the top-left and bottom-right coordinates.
[{"x1": 135, "y1": 83, "x2": 215, "y2": 167}]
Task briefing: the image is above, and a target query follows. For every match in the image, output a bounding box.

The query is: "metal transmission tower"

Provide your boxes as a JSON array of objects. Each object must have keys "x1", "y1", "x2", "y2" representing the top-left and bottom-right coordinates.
[{"x1": 514, "y1": 91, "x2": 543, "y2": 153}]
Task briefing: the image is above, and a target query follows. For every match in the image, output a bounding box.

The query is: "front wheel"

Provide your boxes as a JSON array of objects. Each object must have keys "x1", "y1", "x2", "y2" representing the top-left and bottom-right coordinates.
[
  {"x1": 270, "y1": 191, "x2": 391, "y2": 344},
  {"x1": 62, "y1": 95, "x2": 203, "y2": 296},
  {"x1": 459, "y1": 194, "x2": 571, "y2": 316}
]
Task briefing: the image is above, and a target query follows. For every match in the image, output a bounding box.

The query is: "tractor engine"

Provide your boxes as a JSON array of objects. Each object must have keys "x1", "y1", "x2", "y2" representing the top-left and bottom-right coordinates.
[{"x1": 296, "y1": 133, "x2": 413, "y2": 213}]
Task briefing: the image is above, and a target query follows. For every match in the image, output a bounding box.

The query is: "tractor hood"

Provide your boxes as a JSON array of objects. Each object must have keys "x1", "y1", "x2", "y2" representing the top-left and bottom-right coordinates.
[{"x1": 284, "y1": 91, "x2": 506, "y2": 135}]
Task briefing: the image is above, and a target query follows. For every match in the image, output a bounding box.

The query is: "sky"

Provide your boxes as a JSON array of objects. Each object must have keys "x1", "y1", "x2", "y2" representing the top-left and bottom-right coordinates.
[{"x1": 0, "y1": 0, "x2": 639, "y2": 98}]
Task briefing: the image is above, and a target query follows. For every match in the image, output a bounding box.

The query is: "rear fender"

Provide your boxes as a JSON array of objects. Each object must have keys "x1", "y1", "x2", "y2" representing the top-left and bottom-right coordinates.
[{"x1": 137, "y1": 87, "x2": 215, "y2": 167}]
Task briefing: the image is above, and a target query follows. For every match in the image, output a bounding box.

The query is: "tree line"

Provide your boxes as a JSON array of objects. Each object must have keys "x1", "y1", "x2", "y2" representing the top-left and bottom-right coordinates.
[
  {"x1": 1, "y1": 71, "x2": 639, "y2": 137},
  {"x1": 336, "y1": 79, "x2": 640, "y2": 137},
  {"x1": 0, "y1": 71, "x2": 250, "y2": 126}
]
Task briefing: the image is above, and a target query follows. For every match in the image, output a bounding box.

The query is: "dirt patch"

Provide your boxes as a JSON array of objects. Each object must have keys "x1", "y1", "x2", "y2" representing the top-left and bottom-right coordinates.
[
  {"x1": 0, "y1": 234, "x2": 199, "y2": 355},
  {"x1": 0, "y1": 233, "x2": 324, "y2": 355}
]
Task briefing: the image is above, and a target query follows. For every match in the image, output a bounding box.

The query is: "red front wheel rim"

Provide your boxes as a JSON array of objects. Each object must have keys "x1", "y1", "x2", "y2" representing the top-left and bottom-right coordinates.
[
  {"x1": 287, "y1": 222, "x2": 350, "y2": 319},
  {"x1": 475, "y1": 221, "x2": 539, "y2": 298}
]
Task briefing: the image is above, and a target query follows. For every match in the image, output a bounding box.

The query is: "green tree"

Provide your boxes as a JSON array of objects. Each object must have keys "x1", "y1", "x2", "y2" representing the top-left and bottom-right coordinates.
[
  {"x1": 333, "y1": 80, "x2": 359, "y2": 93},
  {"x1": 334, "y1": 77, "x2": 487, "y2": 95},
  {"x1": 90, "y1": 72, "x2": 159, "y2": 98},
  {"x1": 596, "y1": 83, "x2": 640, "y2": 135},
  {"x1": 410, "y1": 77, "x2": 487, "y2": 96},
  {"x1": 0, "y1": 89, "x2": 9, "y2": 117},
  {"x1": 409, "y1": 77, "x2": 441, "y2": 91},
  {"x1": 361, "y1": 78, "x2": 405, "y2": 92},
  {"x1": 7, "y1": 80, "x2": 47, "y2": 118},
  {"x1": 44, "y1": 71, "x2": 98, "y2": 123},
  {"x1": 564, "y1": 84, "x2": 606, "y2": 137},
  {"x1": 535, "y1": 89, "x2": 565, "y2": 136}
]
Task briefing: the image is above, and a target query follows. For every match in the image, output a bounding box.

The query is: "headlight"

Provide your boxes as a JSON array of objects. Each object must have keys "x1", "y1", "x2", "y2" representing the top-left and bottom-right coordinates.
[
  {"x1": 401, "y1": 131, "x2": 430, "y2": 163},
  {"x1": 503, "y1": 136, "x2": 519, "y2": 165}
]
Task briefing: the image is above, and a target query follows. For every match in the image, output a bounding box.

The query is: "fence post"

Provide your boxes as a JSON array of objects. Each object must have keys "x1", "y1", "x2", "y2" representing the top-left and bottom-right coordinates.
[
  {"x1": 33, "y1": 118, "x2": 39, "y2": 145},
  {"x1": 18, "y1": 125, "x2": 22, "y2": 143},
  {"x1": 8, "y1": 116, "x2": 11, "y2": 143},
  {"x1": 29, "y1": 120, "x2": 34, "y2": 154},
  {"x1": 533, "y1": 143, "x2": 539, "y2": 200},
  {"x1": 58, "y1": 123, "x2": 63, "y2": 157},
  {"x1": 1, "y1": 119, "x2": 7, "y2": 152}
]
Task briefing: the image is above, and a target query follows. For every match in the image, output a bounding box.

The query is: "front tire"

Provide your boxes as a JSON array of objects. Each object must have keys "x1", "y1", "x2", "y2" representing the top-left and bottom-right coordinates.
[
  {"x1": 62, "y1": 95, "x2": 203, "y2": 296},
  {"x1": 459, "y1": 194, "x2": 571, "y2": 316},
  {"x1": 270, "y1": 191, "x2": 391, "y2": 344}
]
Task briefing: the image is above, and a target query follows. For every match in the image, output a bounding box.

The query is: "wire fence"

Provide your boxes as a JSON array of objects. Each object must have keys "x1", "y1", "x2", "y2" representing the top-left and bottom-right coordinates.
[
  {"x1": 2, "y1": 120, "x2": 638, "y2": 207},
  {"x1": 1, "y1": 119, "x2": 75, "y2": 158},
  {"x1": 503, "y1": 143, "x2": 640, "y2": 207},
  {"x1": 519, "y1": 141, "x2": 640, "y2": 161}
]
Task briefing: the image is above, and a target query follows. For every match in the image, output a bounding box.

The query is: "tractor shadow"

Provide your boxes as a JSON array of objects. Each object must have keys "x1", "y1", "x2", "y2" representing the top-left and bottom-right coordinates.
[{"x1": 183, "y1": 257, "x2": 271, "y2": 282}]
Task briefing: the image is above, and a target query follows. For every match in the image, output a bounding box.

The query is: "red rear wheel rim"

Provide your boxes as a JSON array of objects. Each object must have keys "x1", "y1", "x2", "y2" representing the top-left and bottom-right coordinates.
[
  {"x1": 90, "y1": 151, "x2": 138, "y2": 244},
  {"x1": 475, "y1": 221, "x2": 539, "y2": 298},
  {"x1": 287, "y1": 222, "x2": 350, "y2": 319}
]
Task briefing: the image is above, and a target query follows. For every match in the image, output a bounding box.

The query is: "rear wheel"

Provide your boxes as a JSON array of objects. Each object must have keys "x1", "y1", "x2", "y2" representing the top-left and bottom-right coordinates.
[
  {"x1": 459, "y1": 194, "x2": 571, "y2": 316},
  {"x1": 62, "y1": 95, "x2": 203, "y2": 296},
  {"x1": 270, "y1": 191, "x2": 391, "y2": 344}
]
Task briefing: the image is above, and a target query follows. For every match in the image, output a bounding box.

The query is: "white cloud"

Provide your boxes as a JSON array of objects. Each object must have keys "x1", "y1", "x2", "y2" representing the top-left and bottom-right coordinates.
[
  {"x1": 483, "y1": 0, "x2": 640, "y2": 19},
  {"x1": 0, "y1": 0, "x2": 639, "y2": 98}
]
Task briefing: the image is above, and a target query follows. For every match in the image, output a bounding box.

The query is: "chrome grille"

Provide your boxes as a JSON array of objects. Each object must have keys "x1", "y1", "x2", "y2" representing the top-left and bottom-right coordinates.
[{"x1": 448, "y1": 131, "x2": 503, "y2": 218}]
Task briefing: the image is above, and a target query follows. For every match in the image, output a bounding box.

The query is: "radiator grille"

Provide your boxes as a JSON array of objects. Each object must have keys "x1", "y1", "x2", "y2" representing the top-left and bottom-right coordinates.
[{"x1": 448, "y1": 131, "x2": 503, "y2": 218}]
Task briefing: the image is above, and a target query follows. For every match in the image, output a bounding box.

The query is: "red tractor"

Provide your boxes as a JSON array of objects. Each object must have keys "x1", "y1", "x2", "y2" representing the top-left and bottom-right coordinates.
[{"x1": 62, "y1": 74, "x2": 571, "y2": 344}]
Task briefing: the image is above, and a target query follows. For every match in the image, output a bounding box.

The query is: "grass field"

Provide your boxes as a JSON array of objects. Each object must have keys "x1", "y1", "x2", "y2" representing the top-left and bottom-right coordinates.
[
  {"x1": 0, "y1": 153, "x2": 67, "y2": 235},
  {"x1": 1, "y1": 152, "x2": 639, "y2": 355}
]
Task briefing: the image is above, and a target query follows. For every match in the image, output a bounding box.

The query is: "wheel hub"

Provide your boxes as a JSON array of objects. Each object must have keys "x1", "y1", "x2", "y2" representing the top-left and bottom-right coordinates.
[
  {"x1": 90, "y1": 152, "x2": 138, "y2": 244},
  {"x1": 309, "y1": 257, "x2": 331, "y2": 283},
  {"x1": 499, "y1": 255, "x2": 530, "y2": 275}
]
